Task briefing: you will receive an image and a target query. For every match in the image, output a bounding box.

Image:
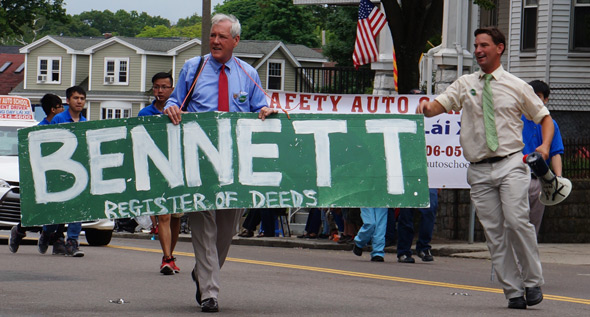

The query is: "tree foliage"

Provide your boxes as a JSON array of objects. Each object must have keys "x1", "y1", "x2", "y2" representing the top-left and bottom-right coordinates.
[
  {"x1": 0, "y1": 0, "x2": 68, "y2": 44},
  {"x1": 214, "y1": 0, "x2": 322, "y2": 47},
  {"x1": 76, "y1": 10, "x2": 170, "y2": 37},
  {"x1": 322, "y1": 6, "x2": 358, "y2": 67}
]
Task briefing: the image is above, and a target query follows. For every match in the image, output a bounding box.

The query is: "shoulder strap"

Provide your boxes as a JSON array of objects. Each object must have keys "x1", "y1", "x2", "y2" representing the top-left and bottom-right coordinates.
[{"x1": 180, "y1": 56, "x2": 205, "y2": 111}]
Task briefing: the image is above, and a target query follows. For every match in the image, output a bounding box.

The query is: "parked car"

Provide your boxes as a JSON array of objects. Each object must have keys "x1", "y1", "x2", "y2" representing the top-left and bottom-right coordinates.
[{"x1": 0, "y1": 106, "x2": 114, "y2": 246}]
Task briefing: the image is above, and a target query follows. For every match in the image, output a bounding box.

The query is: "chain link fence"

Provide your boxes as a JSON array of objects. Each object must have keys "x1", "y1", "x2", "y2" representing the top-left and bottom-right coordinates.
[{"x1": 547, "y1": 85, "x2": 590, "y2": 111}]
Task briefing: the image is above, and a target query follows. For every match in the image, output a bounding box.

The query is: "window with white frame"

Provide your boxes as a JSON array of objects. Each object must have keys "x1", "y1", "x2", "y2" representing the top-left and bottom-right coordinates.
[
  {"x1": 521, "y1": 0, "x2": 538, "y2": 51},
  {"x1": 104, "y1": 57, "x2": 129, "y2": 84},
  {"x1": 100, "y1": 101, "x2": 132, "y2": 119},
  {"x1": 37, "y1": 57, "x2": 61, "y2": 83},
  {"x1": 572, "y1": 0, "x2": 590, "y2": 51},
  {"x1": 267, "y1": 60, "x2": 284, "y2": 91}
]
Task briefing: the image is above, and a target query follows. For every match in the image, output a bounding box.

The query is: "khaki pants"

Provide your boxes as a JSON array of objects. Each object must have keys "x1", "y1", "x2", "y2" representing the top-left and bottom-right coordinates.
[
  {"x1": 189, "y1": 209, "x2": 243, "y2": 300},
  {"x1": 528, "y1": 177, "x2": 544, "y2": 234},
  {"x1": 467, "y1": 153, "x2": 544, "y2": 299}
]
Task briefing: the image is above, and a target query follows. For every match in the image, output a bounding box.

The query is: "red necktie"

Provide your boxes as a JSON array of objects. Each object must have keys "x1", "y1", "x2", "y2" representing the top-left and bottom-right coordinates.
[{"x1": 218, "y1": 64, "x2": 229, "y2": 112}]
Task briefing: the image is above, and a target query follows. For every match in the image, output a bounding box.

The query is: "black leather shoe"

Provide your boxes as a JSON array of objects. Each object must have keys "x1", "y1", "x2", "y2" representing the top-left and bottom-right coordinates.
[
  {"x1": 191, "y1": 269, "x2": 202, "y2": 305},
  {"x1": 525, "y1": 286, "x2": 543, "y2": 306},
  {"x1": 418, "y1": 249, "x2": 434, "y2": 262},
  {"x1": 352, "y1": 244, "x2": 363, "y2": 256},
  {"x1": 371, "y1": 256, "x2": 384, "y2": 262},
  {"x1": 201, "y1": 298, "x2": 219, "y2": 313},
  {"x1": 397, "y1": 254, "x2": 415, "y2": 263},
  {"x1": 508, "y1": 296, "x2": 526, "y2": 309}
]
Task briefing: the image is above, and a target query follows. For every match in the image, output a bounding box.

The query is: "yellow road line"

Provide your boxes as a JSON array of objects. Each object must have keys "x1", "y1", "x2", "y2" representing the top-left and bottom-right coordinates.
[{"x1": 108, "y1": 244, "x2": 589, "y2": 305}]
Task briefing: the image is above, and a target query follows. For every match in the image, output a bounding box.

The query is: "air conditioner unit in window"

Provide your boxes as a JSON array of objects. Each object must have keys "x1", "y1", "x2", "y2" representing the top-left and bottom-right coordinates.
[
  {"x1": 105, "y1": 76, "x2": 115, "y2": 84},
  {"x1": 37, "y1": 75, "x2": 47, "y2": 82}
]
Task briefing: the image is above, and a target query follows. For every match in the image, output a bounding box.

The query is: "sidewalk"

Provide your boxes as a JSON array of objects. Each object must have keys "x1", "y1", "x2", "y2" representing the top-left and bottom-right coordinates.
[{"x1": 113, "y1": 231, "x2": 590, "y2": 266}]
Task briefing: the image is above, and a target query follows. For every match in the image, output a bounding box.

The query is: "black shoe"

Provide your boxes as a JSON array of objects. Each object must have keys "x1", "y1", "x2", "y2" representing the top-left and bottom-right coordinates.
[
  {"x1": 508, "y1": 296, "x2": 527, "y2": 309},
  {"x1": 191, "y1": 269, "x2": 202, "y2": 305},
  {"x1": 337, "y1": 235, "x2": 352, "y2": 244},
  {"x1": 65, "y1": 239, "x2": 84, "y2": 257},
  {"x1": 9, "y1": 226, "x2": 25, "y2": 253},
  {"x1": 418, "y1": 249, "x2": 434, "y2": 262},
  {"x1": 201, "y1": 298, "x2": 219, "y2": 313},
  {"x1": 371, "y1": 256, "x2": 384, "y2": 262},
  {"x1": 352, "y1": 244, "x2": 363, "y2": 256},
  {"x1": 397, "y1": 254, "x2": 415, "y2": 263},
  {"x1": 52, "y1": 237, "x2": 66, "y2": 255},
  {"x1": 525, "y1": 287, "x2": 543, "y2": 306},
  {"x1": 38, "y1": 230, "x2": 51, "y2": 254}
]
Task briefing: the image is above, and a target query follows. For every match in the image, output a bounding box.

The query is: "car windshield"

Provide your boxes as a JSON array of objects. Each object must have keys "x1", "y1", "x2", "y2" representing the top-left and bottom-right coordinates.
[{"x1": 0, "y1": 126, "x2": 19, "y2": 156}]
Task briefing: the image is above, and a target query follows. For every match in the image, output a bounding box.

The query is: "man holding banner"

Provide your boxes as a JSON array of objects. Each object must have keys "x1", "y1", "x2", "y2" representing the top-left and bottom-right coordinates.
[
  {"x1": 164, "y1": 13, "x2": 277, "y2": 313},
  {"x1": 417, "y1": 27, "x2": 553, "y2": 309}
]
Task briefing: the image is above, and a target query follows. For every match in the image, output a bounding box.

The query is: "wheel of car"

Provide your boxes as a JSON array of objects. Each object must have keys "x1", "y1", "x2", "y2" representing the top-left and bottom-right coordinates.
[{"x1": 85, "y1": 229, "x2": 113, "y2": 246}]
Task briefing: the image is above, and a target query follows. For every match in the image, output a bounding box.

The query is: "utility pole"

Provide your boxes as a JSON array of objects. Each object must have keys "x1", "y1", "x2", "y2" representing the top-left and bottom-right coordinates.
[{"x1": 201, "y1": 0, "x2": 211, "y2": 56}]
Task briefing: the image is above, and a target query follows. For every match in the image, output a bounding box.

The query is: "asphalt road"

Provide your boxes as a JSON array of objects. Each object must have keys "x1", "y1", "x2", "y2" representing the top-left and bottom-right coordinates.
[{"x1": 1, "y1": 233, "x2": 589, "y2": 316}]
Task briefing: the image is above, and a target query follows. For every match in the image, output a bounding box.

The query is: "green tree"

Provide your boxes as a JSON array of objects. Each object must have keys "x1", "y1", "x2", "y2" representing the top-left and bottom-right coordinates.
[
  {"x1": 214, "y1": 0, "x2": 321, "y2": 47},
  {"x1": 0, "y1": 0, "x2": 68, "y2": 44},
  {"x1": 76, "y1": 9, "x2": 170, "y2": 37},
  {"x1": 322, "y1": 6, "x2": 358, "y2": 67}
]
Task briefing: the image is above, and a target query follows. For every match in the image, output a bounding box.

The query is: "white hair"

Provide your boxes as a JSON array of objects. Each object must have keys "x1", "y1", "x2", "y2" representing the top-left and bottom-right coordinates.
[{"x1": 211, "y1": 13, "x2": 241, "y2": 38}]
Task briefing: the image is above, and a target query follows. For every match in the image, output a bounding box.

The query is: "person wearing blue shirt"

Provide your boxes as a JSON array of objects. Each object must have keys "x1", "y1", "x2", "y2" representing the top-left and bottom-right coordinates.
[
  {"x1": 138, "y1": 72, "x2": 184, "y2": 276},
  {"x1": 164, "y1": 13, "x2": 277, "y2": 313},
  {"x1": 522, "y1": 80, "x2": 564, "y2": 235},
  {"x1": 39, "y1": 86, "x2": 87, "y2": 258},
  {"x1": 8, "y1": 94, "x2": 64, "y2": 254}
]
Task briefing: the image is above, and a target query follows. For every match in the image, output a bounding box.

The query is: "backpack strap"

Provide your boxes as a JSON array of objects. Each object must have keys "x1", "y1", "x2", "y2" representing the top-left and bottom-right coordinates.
[{"x1": 180, "y1": 56, "x2": 205, "y2": 111}]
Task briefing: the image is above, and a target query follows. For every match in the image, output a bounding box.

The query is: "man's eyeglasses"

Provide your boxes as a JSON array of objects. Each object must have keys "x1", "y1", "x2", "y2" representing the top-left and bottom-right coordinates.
[{"x1": 153, "y1": 86, "x2": 172, "y2": 91}]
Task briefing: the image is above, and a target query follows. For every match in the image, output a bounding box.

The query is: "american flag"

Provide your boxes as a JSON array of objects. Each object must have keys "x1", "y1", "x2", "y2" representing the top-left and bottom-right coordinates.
[{"x1": 353, "y1": 0, "x2": 387, "y2": 68}]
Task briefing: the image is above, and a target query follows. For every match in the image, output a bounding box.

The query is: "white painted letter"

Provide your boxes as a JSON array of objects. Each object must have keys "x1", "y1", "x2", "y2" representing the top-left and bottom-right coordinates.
[
  {"x1": 183, "y1": 119, "x2": 233, "y2": 186},
  {"x1": 236, "y1": 119, "x2": 282, "y2": 186},
  {"x1": 131, "y1": 124, "x2": 183, "y2": 191},
  {"x1": 365, "y1": 119, "x2": 417, "y2": 194},
  {"x1": 293, "y1": 120, "x2": 347, "y2": 187},
  {"x1": 28, "y1": 129, "x2": 88, "y2": 203},
  {"x1": 86, "y1": 127, "x2": 127, "y2": 195}
]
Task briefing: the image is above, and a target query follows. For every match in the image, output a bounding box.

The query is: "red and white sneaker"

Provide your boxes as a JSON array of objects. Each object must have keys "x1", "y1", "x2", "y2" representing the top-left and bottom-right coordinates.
[
  {"x1": 160, "y1": 256, "x2": 175, "y2": 275},
  {"x1": 171, "y1": 257, "x2": 180, "y2": 274}
]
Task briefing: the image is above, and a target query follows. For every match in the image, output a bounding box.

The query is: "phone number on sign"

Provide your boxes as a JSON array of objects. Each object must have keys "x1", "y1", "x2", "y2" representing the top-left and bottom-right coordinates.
[{"x1": 426, "y1": 145, "x2": 462, "y2": 157}]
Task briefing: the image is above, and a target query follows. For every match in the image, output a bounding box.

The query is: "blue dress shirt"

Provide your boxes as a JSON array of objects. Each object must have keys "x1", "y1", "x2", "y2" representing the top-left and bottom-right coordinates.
[
  {"x1": 50, "y1": 109, "x2": 87, "y2": 124},
  {"x1": 165, "y1": 54, "x2": 267, "y2": 113},
  {"x1": 521, "y1": 114, "x2": 564, "y2": 164},
  {"x1": 138, "y1": 101, "x2": 163, "y2": 116}
]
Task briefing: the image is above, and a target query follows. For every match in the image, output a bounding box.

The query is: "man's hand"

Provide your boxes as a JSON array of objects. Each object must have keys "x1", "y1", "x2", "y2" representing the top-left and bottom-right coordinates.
[
  {"x1": 535, "y1": 144, "x2": 550, "y2": 161},
  {"x1": 258, "y1": 106, "x2": 278, "y2": 121},
  {"x1": 416, "y1": 99, "x2": 445, "y2": 117},
  {"x1": 163, "y1": 105, "x2": 183, "y2": 125}
]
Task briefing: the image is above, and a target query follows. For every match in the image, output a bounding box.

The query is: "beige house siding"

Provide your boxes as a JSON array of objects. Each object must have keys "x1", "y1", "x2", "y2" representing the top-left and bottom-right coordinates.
[
  {"x1": 76, "y1": 55, "x2": 90, "y2": 86},
  {"x1": 146, "y1": 55, "x2": 174, "y2": 90},
  {"x1": 26, "y1": 42, "x2": 72, "y2": 91},
  {"x1": 91, "y1": 44, "x2": 140, "y2": 92},
  {"x1": 174, "y1": 46, "x2": 201, "y2": 82}
]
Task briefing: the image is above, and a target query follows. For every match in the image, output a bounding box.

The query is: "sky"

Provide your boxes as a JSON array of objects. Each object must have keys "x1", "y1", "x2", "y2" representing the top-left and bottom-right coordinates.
[{"x1": 64, "y1": 0, "x2": 225, "y2": 24}]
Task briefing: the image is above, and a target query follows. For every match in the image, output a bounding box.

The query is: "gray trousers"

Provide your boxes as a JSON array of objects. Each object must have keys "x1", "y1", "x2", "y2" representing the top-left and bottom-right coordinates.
[
  {"x1": 189, "y1": 209, "x2": 243, "y2": 300},
  {"x1": 528, "y1": 177, "x2": 544, "y2": 234},
  {"x1": 467, "y1": 153, "x2": 544, "y2": 299}
]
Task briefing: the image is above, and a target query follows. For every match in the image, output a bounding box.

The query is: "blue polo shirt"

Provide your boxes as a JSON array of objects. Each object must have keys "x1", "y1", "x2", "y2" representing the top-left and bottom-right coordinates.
[
  {"x1": 38, "y1": 118, "x2": 51, "y2": 126},
  {"x1": 521, "y1": 115, "x2": 564, "y2": 164},
  {"x1": 138, "y1": 101, "x2": 163, "y2": 116},
  {"x1": 50, "y1": 109, "x2": 87, "y2": 124}
]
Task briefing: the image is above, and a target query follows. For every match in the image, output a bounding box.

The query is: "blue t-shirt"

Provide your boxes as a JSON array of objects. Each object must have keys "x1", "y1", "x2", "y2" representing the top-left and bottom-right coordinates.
[
  {"x1": 50, "y1": 109, "x2": 87, "y2": 124},
  {"x1": 38, "y1": 118, "x2": 50, "y2": 126},
  {"x1": 138, "y1": 101, "x2": 163, "y2": 116},
  {"x1": 521, "y1": 114, "x2": 564, "y2": 164}
]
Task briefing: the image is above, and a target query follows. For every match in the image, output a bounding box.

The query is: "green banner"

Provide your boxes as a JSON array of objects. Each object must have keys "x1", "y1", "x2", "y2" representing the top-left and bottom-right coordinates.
[{"x1": 18, "y1": 112, "x2": 429, "y2": 226}]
